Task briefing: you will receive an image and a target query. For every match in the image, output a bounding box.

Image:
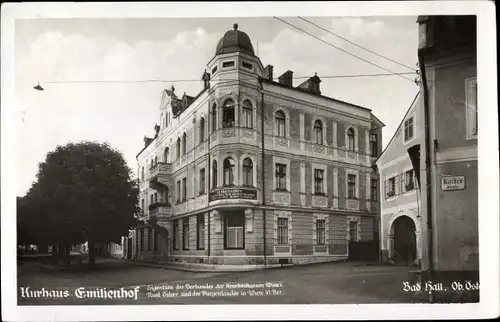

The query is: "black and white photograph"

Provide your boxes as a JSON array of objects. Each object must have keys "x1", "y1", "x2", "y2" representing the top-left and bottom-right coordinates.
[{"x1": 1, "y1": 1, "x2": 498, "y2": 321}]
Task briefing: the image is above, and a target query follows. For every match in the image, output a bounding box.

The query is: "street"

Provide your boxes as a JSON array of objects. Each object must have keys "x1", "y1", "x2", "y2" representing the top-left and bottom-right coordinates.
[{"x1": 18, "y1": 259, "x2": 428, "y2": 305}]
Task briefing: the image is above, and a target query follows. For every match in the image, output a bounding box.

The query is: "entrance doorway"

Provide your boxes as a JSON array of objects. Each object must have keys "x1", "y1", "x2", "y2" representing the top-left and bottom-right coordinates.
[{"x1": 392, "y1": 216, "x2": 416, "y2": 265}]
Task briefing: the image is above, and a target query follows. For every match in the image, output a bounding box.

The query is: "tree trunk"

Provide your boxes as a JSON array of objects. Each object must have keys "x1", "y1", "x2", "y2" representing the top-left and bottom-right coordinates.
[{"x1": 88, "y1": 240, "x2": 96, "y2": 269}]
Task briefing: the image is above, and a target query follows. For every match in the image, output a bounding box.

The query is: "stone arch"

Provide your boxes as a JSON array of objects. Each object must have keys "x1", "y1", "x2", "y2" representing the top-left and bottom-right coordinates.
[{"x1": 387, "y1": 210, "x2": 421, "y2": 266}]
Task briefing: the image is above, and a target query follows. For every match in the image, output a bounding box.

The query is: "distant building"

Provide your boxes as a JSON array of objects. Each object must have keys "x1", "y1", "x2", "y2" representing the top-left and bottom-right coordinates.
[
  {"x1": 126, "y1": 24, "x2": 384, "y2": 269},
  {"x1": 376, "y1": 93, "x2": 423, "y2": 266},
  {"x1": 416, "y1": 15, "x2": 478, "y2": 284}
]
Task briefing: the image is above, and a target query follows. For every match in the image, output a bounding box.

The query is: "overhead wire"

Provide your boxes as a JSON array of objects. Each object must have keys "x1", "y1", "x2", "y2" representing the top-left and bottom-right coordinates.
[{"x1": 273, "y1": 16, "x2": 416, "y2": 83}]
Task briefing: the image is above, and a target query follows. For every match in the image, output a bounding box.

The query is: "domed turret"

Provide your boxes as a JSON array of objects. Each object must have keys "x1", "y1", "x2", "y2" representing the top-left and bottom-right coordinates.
[{"x1": 215, "y1": 23, "x2": 255, "y2": 56}]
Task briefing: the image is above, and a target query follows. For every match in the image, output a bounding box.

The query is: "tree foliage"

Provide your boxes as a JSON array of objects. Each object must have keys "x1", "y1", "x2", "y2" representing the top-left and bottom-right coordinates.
[{"x1": 18, "y1": 141, "x2": 139, "y2": 261}]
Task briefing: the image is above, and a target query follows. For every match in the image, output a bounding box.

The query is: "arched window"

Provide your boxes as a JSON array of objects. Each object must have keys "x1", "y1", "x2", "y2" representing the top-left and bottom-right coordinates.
[
  {"x1": 347, "y1": 128, "x2": 355, "y2": 151},
  {"x1": 242, "y1": 158, "x2": 253, "y2": 186},
  {"x1": 314, "y1": 120, "x2": 323, "y2": 145},
  {"x1": 182, "y1": 132, "x2": 187, "y2": 155},
  {"x1": 242, "y1": 100, "x2": 253, "y2": 128},
  {"x1": 212, "y1": 160, "x2": 218, "y2": 188},
  {"x1": 211, "y1": 104, "x2": 217, "y2": 132},
  {"x1": 176, "y1": 137, "x2": 181, "y2": 158},
  {"x1": 275, "y1": 110, "x2": 286, "y2": 137},
  {"x1": 223, "y1": 157, "x2": 235, "y2": 186},
  {"x1": 199, "y1": 117, "x2": 205, "y2": 143},
  {"x1": 164, "y1": 147, "x2": 169, "y2": 163},
  {"x1": 223, "y1": 99, "x2": 235, "y2": 128}
]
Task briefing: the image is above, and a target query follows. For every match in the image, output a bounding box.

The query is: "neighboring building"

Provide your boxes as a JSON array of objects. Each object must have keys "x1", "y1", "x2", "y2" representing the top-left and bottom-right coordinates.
[
  {"x1": 417, "y1": 15, "x2": 478, "y2": 287},
  {"x1": 376, "y1": 92, "x2": 422, "y2": 266},
  {"x1": 128, "y1": 23, "x2": 384, "y2": 269}
]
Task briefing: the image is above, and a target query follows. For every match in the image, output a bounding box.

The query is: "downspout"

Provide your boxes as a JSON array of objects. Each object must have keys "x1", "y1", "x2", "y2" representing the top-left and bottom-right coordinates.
[
  {"x1": 207, "y1": 101, "x2": 211, "y2": 261},
  {"x1": 418, "y1": 50, "x2": 434, "y2": 302},
  {"x1": 259, "y1": 78, "x2": 267, "y2": 267}
]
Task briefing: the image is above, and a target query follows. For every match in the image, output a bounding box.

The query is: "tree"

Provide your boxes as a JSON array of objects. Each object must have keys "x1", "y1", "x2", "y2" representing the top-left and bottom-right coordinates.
[{"x1": 21, "y1": 141, "x2": 140, "y2": 268}]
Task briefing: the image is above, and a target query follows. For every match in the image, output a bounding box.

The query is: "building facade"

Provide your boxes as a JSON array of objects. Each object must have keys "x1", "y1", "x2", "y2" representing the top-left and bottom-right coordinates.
[
  {"x1": 376, "y1": 93, "x2": 423, "y2": 266},
  {"x1": 127, "y1": 24, "x2": 384, "y2": 269},
  {"x1": 417, "y1": 15, "x2": 478, "y2": 276}
]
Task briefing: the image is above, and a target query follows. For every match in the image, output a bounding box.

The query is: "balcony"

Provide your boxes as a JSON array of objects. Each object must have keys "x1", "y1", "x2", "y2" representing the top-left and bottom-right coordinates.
[
  {"x1": 148, "y1": 202, "x2": 172, "y2": 220},
  {"x1": 149, "y1": 162, "x2": 172, "y2": 191}
]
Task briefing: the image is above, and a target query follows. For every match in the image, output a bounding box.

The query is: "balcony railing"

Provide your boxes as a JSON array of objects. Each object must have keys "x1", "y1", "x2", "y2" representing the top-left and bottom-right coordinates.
[
  {"x1": 149, "y1": 162, "x2": 172, "y2": 190},
  {"x1": 149, "y1": 202, "x2": 172, "y2": 220}
]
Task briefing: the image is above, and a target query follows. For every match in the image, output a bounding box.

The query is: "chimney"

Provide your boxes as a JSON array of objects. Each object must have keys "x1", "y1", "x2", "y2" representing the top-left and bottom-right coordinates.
[
  {"x1": 278, "y1": 70, "x2": 293, "y2": 87},
  {"x1": 263, "y1": 65, "x2": 274, "y2": 81}
]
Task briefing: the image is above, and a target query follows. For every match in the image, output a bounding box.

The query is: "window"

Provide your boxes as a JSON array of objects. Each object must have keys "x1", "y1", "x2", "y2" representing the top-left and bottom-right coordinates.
[
  {"x1": 347, "y1": 174, "x2": 356, "y2": 199},
  {"x1": 242, "y1": 158, "x2": 253, "y2": 186},
  {"x1": 211, "y1": 104, "x2": 217, "y2": 132},
  {"x1": 182, "y1": 177, "x2": 187, "y2": 201},
  {"x1": 466, "y1": 77, "x2": 478, "y2": 139},
  {"x1": 141, "y1": 167, "x2": 144, "y2": 181},
  {"x1": 150, "y1": 194, "x2": 154, "y2": 205},
  {"x1": 147, "y1": 227, "x2": 153, "y2": 251},
  {"x1": 242, "y1": 100, "x2": 253, "y2": 128},
  {"x1": 199, "y1": 168, "x2": 206, "y2": 194},
  {"x1": 385, "y1": 177, "x2": 396, "y2": 198},
  {"x1": 223, "y1": 157, "x2": 235, "y2": 186},
  {"x1": 225, "y1": 214, "x2": 244, "y2": 249},
  {"x1": 176, "y1": 180, "x2": 181, "y2": 203},
  {"x1": 154, "y1": 192, "x2": 158, "y2": 203},
  {"x1": 404, "y1": 116, "x2": 414, "y2": 142},
  {"x1": 314, "y1": 120, "x2": 323, "y2": 144},
  {"x1": 277, "y1": 217, "x2": 289, "y2": 244},
  {"x1": 164, "y1": 147, "x2": 169, "y2": 163},
  {"x1": 405, "y1": 170, "x2": 415, "y2": 191},
  {"x1": 199, "y1": 117, "x2": 205, "y2": 143},
  {"x1": 349, "y1": 221, "x2": 358, "y2": 241},
  {"x1": 141, "y1": 199, "x2": 145, "y2": 212},
  {"x1": 222, "y1": 61, "x2": 235, "y2": 68},
  {"x1": 212, "y1": 66, "x2": 217, "y2": 75},
  {"x1": 150, "y1": 159, "x2": 154, "y2": 169},
  {"x1": 223, "y1": 99, "x2": 235, "y2": 128},
  {"x1": 197, "y1": 214, "x2": 205, "y2": 250},
  {"x1": 176, "y1": 137, "x2": 181, "y2": 159},
  {"x1": 275, "y1": 110, "x2": 286, "y2": 137},
  {"x1": 173, "y1": 220, "x2": 179, "y2": 250},
  {"x1": 314, "y1": 169, "x2": 324, "y2": 195},
  {"x1": 370, "y1": 179, "x2": 378, "y2": 201},
  {"x1": 183, "y1": 219, "x2": 189, "y2": 250},
  {"x1": 316, "y1": 220, "x2": 326, "y2": 245},
  {"x1": 154, "y1": 156, "x2": 158, "y2": 165},
  {"x1": 347, "y1": 128, "x2": 355, "y2": 151},
  {"x1": 241, "y1": 61, "x2": 253, "y2": 70},
  {"x1": 275, "y1": 163, "x2": 287, "y2": 191},
  {"x1": 212, "y1": 160, "x2": 218, "y2": 188},
  {"x1": 369, "y1": 133, "x2": 378, "y2": 157},
  {"x1": 164, "y1": 187, "x2": 170, "y2": 206},
  {"x1": 182, "y1": 133, "x2": 187, "y2": 155}
]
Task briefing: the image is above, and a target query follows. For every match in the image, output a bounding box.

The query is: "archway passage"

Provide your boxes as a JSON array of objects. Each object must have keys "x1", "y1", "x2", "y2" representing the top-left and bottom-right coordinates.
[{"x1": 392, "y1": 216, "x2": 417, "y2": 265}]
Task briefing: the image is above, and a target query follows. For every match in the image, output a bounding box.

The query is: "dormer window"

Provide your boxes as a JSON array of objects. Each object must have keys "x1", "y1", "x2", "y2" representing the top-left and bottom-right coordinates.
[{"x1": 222, "y1": 61, "x2": 235, "y2": 68}]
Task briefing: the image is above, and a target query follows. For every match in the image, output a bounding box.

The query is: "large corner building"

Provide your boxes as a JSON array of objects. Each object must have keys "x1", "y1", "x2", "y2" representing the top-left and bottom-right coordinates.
[{"x1": 125, "y1": 24, "x2": 384, "y2": 269}]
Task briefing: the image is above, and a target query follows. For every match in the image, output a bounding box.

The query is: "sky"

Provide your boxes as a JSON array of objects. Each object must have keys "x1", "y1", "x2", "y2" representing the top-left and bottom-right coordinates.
[{"x1": 15, "y1": 16, "x2": 419, "y2": 197}]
